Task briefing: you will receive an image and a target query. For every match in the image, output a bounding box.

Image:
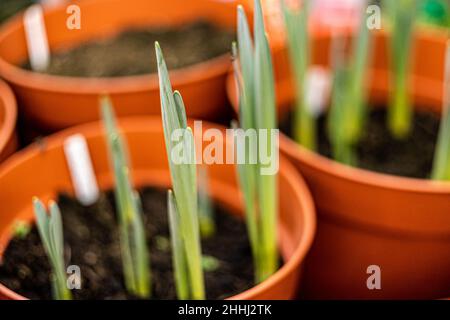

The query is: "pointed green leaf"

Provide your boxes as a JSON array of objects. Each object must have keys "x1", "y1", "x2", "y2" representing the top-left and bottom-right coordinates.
[
  {"x1": 156, "y1": 44, "x2": 205, "y2": 300},
  {"x1": 33, "y1": 198, "x2": 52, "y2": 259},
  {"x1": 173, "y1": 91, "x2": 188, "y2": 129},
  {"x1": 237, "y1": 5, "x2": 255, "y2": 130},
  {"x1": 254, "y1": 0, "x2": 276, "y2": 131}
]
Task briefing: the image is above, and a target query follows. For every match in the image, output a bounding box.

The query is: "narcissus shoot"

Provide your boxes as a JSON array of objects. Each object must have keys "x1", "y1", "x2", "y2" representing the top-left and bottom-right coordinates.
[
  {"x1": 33, "y1": 198, "x2": 72, "y2": 300},
  {"x1": 328, "y1": 3, "x2": 373, "y2": 165},
  {"x1": 156, "y1": 41, "x2": 205, "y2": 300},
  {"x1": 233, "y1": 0, "x2": 278, "y2": 283},
  {"x1": 281, "y1": 0, "x2": 316, "y2": 150},
  {"x1": 101, "y1": 97, "x2": 151, "y2": 298}
]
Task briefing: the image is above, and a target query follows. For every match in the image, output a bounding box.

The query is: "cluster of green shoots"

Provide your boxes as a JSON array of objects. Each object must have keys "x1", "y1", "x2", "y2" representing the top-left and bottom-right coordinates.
[
  {"x1": 283, "y1": 0, "x2": 372, "y2": 165},
  {"x1": 282, "y1": 0, "x2": 450, "y2": 179},
  {"x1": 155, "y1": 41, "x2": 206, "y2": 300},
  {"x1": 32, "y1": 91, "x2": 214, "y2": 300},
  {"x1": 232, "y1": 0, "x2": 278, "y2": 283},
  {"x1": 32, "y1": 98, "x2": 152, "y2": 300},
  {"x1": 25, "y1": 0, "x2": 450, "y2": 303},
  {"x1": 32, "y1": 198, "x2": 72, "y2": 300},
  {"x1": 29, "y1": 0, "x2": 282, "y2": 301},
  {"x1": 30, "y1": 43, "x2": 221, "y2": 301}
]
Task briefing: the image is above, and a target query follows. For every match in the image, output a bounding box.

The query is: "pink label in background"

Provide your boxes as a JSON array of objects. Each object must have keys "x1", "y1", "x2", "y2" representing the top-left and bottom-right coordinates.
[
  {"x1": 312, "y1": 0, "x2": 365, "y2": 29},
  {"x1": 262, "y1": 0, "x2": 364, "y2": 41}
]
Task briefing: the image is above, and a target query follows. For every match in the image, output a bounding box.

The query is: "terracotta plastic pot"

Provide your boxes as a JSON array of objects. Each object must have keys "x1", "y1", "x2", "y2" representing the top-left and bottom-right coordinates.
[
  {"x1": 0, "y1": 79, "x2": 17, "y2": 162},
  {"x1": 0, "y1": 116, "x2": 316, "y2": 300},
  {"x1": 0, "y1": 0, "x2": 250, "y2": 132},
  {"x1": 228, "y1": 27, "x2": 450, "y2": 299}
]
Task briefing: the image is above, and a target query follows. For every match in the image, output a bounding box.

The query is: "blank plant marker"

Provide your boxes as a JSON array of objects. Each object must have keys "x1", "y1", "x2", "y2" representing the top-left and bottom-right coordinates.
[
  {"x1": 64, "y1": 134, "x2": 99, "y2": 206},
  {"x1": 23, "y1": 4, "x2": 50, "y2": 72}
]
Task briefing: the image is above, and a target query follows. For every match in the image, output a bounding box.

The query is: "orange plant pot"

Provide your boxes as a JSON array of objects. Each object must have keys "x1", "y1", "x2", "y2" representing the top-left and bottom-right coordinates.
[
  {"x1": 0, "y1": 0, "x2": 249, "y2": 132},
  {"x1": 0, "y1": 117, "x2": 316, "y2": 300},
  {"x1": 228, "y1": 28, "x2": 450, "y2": 299},
  {"x1": 0, "y1": 79, "x2": 17, "y2": 162}
]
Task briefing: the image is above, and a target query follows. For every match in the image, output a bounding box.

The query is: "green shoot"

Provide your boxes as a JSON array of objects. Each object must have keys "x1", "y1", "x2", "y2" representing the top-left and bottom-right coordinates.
[
  {"x1": 12, "y1": 220, "x2": 31, "y2": 239},
  {"x1": 101, "y1": 97, "x2": 150, "y2": 298},
  {"x1": 233, "y1": 0, "x2": 278, "y2": 283},
  {"x1": 33, "y1": 198, "x2": 72, "y2": 300},
  {"x1": 432, "y1": 40, "x2": 450, "y2": 180},
  {"x1": 343, "y1": 1, "x2": 372, "y2": 144},
  {"x1": 198, "y1": 165, "x2": 215, "y2": 239},
  {"x1": 328, "y1": 3, "x2": 373, "y2": 165},
  {"x1": 167, "y1": 190, "x2": 190, "y2": 300},
  {"x1": 201, "y1": 255, "x2": 220, "y2": 272},
  {"x1": 328, "y1": 33, "x2": 357, "y2": 165},
  {"x1": 156, "y1": 42, "x2": 205, "y2": 300},
  {"x1": 281, "y1": 0, "x2": 317, "y2": 150},
  {"x1": 384, "y1": 0, "x2": 419, "y2": 138}
]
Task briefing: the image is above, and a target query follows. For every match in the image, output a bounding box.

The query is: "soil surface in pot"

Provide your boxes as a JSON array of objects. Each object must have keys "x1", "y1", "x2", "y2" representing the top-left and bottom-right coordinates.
[
  {"x1": 22, "y1": 22, "x2": 236, "y2": 77},
  {"x1": 0, "y1": 0, "x2": 33, "y2": 23},
  {"x1": 281, "y1": 108, "x2": 440, "y2": 179},
  {"x1": 0, "y1": 187, "x2": 255, "y2": 300}
]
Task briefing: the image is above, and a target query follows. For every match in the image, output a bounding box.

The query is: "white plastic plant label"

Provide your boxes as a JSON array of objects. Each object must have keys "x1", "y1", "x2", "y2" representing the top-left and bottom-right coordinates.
[
  {"x1": 305, "y1": 66, "x2": 332, "y2": 118},
  {"x1": 64, "y1": 134, "x2": 100, "y2": 206},
  {"x1": 23, "y1": 4, "x2": 50, "y2": 72}
]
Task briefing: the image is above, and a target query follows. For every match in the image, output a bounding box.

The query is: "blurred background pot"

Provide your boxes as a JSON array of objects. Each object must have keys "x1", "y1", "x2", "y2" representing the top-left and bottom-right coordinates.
[
  {"x1": 0, "y1": 79, "x2": 17, "y2": 162},
  {"x1": 228, "y1": 26, "x2": 450, "y2": 299},
  {"x1": 0, "y1": 117, "x2": 316, "y2": 300},
  {"x1": 0, "y1": 0, "x2": 249, "y2": 132},
  {"x1": 245, "y1": 0, "x2": 448, "y2": 116}
]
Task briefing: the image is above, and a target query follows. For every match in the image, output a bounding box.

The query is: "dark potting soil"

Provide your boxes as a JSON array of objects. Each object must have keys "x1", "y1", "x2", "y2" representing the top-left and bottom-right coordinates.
[
  {"x1": 0, "y1": 0, "x2": 34, "y2": 23},
  {"x1": 22, "y1": 22, "x2": 236, "y2": 77},
  {"x1": 0, "y1": 187, "x2": 254, "y2": 300},
  {"x1": 280, "y1": 108, "x2": 441, "y2": 179}
]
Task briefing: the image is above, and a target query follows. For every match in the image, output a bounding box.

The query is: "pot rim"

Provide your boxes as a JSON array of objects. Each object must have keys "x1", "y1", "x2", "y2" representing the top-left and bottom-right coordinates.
[
  {"x1": 0, "y1": 79, "x2": 17, "y2": 158},
  {"x1": 0, "y1": 0, "x2": 235, "y2": 94},
  {"x1": 0, "y1": 116, "x2": 316, "y2": 300}
]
